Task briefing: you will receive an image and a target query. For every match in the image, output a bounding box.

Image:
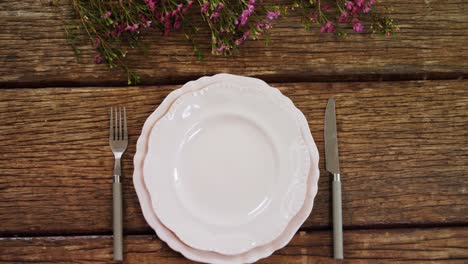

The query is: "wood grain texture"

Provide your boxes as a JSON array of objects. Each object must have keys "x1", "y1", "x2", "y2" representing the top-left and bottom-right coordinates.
[
  {"x1": 1, "y1": 228, "x2": 467, "y2": 263},
  {"x1": 0, "y1": 80, "x2": 466, "y2": 235},
  {"x1": 0, "y1": 0, "x2": 468, "y2": 86}
]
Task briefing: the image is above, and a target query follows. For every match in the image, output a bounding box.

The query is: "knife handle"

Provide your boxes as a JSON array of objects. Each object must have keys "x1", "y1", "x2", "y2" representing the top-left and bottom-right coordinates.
[
  {"x1": 113, "y1": 181, "x2": 123, "y2": 261},
  {"x1": 333, "y1": 174, "x2": 344, "y2": 259}
]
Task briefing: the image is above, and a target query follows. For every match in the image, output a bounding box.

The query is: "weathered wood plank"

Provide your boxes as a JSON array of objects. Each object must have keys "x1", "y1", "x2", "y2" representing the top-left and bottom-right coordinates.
[
  {"x1": 0, "y1": 0, "x2": 467, "y2": 86},
  {"x1": 1, "y1": 228, "x2": 467, "y2": 263},
  {"x1": 0, "y1": 80, "x2": 466, "y2": 235}
]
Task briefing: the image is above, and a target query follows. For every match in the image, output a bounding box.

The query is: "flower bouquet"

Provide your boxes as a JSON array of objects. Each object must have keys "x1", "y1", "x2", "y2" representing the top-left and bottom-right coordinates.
[{"x1": 63, "y1": 0, "x2": 398, "y2": 84}]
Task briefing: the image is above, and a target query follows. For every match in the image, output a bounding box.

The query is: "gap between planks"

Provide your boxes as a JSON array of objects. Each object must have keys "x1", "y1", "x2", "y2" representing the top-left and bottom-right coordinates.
[
  {"x1": 0, "y1": 72, "x2": 466, "y2": 89},
  {"x1": 2, "y1": 223, "x2": 468, "y2": 240},
  {"x1": 1, "y1": 227, "x2": 467, "y2": 263}
]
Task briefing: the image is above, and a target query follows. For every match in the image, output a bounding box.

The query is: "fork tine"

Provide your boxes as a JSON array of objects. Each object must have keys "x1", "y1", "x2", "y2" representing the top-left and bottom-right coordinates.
[
  {"x1": 114, "y1": 107, "x2": 118, "y2": 140},
  {"x1": 119, "y1": 107, "x2": 122, "y2": 140},
  {"x1": 123, "y1": 107, "x2": 128, "y2": 140},
  {"x1": 110, "y1": 107, "x2": 114, "y2": 140}
]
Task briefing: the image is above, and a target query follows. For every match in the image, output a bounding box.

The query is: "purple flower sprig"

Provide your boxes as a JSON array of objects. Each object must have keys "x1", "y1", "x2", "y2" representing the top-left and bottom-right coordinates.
[
  {"x1": 300, "y1": 0, "x2": 398, "y2": 35},
  {"x1": 69, "y1": 0, "x2": 196, "y2": 84},
  {"x1": 64, "y1": 0, "x2": 397, "y2": 84},
  {"x1": 199, "y1": 1, "x2": 284, "y2": 55},
  {"x1": 237, "y1": 0, "x2": 256, "y2": 27}
]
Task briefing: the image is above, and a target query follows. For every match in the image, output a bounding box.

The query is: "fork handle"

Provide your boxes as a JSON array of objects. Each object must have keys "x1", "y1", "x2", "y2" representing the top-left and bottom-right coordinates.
[{"x1": 113, "y1": 179, "x2": 123, "y2": 261}]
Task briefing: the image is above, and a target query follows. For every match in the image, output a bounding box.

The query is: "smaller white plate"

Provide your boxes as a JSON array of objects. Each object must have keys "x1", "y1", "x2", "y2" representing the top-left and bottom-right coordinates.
[{"x1": 143, "y1": 75, "x2": 311, "y2": 255}]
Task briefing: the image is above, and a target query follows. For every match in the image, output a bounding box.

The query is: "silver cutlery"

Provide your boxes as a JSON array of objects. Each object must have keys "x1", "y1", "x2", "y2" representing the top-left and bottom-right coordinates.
[
  {"x1": 109, "y1": 107, "x2": 128, "y2": 261},
  {"x1": 324, "y1": 98, "x2": 343, "y2": 259}
]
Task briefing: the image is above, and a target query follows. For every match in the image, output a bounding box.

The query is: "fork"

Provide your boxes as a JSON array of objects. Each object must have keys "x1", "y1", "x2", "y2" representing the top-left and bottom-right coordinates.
[{"x1": 109, "y1": 107, "x2": 128, "y2": 262}]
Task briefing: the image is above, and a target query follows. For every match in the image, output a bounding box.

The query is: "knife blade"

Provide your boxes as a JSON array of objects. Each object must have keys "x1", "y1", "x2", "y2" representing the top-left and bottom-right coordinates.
[
  {"x1": 325, "y1": 98, "x2": 340, "y2": 175},
  {"x1": 324, "y1": 98, "x2": 343, "y2": 260}
]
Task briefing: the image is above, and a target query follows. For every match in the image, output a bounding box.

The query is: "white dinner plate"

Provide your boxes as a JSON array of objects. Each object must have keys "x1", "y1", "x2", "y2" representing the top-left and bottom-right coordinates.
[
  {"x1": 134, "y1": 74, "x2": 320, "y2": 263},
  {"x1": 143, "y1": 75, "x2": 311, "y2": 255}
]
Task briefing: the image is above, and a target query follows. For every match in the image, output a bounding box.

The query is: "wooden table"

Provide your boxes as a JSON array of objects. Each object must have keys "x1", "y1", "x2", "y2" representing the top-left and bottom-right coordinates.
[{"x1": 1, "y1": 1, "x2": 467, "y2": 263}]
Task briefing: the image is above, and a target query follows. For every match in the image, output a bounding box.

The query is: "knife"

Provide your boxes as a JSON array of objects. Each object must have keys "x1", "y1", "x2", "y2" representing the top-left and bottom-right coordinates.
[{"x1": 325, "y1": 98, "x2": 343, "y2": 259}]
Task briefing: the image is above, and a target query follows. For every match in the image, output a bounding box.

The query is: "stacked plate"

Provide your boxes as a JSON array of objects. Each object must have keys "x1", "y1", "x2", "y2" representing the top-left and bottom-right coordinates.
[{"x1": 133, "y1": 74, "x2": 320, "y2": 263}]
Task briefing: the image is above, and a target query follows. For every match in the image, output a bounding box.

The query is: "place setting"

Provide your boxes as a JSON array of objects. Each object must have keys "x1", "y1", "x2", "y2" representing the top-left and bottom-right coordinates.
[
  {"x1": 110, "y1": 73, "x2": 342, "y2": 263},
  {"x1": 3, "y1": 0, "x2": 468, "y2": 262}
]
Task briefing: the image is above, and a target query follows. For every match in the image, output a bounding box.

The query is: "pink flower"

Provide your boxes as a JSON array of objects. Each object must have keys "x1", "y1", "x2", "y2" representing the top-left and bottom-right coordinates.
[
  {"x1": 363, "y1": 5, "x2": 371, "y2": 13},
  {"x1": 216, "y1": 3, "x2": 225, "y2": 11},
  {"x1": 235, "y1": 31, "x2": 250, "y2": 46},
  {"x1": 94, "y1": 54, "x2": 103, "y2": 64},
  {"x1": 355, "y1": 0, "x2": 365, "y2": 7},
  {"x1": 140, "y1": 15, "x2": 152, "y2": 28},
  {"x1": 171, "y1": 4, "x2": 183, "y2": 16},
  {"x1": 239, "y1": 5, "x2": 255, "y2": 26},
  {"x1": 216, "y1": 45, "x2": 228, "y2": 52},
  {"x1": 93, "y1": 38, "x2": 101, "y2": 48},
  {"x1": 174, "y1": 18, "x2": 182, "y2": 30},
  {"x1": 326, "y1": 21, "x2": 334, "y2": 32},
  {"x1": 161, "y1": 12, "x2": 171, "y2": 22},
  {"x1": 177, "y1": 3, "x2": 184, "y2": 11},
  {"x1": 338, "y1": 11, "x2": 349, "y2": 22},
  {"x1": 210, "y1": 12, "x2": 220, "y2": 19},
  {"x1": 352, "y1": 18, "x2": 364, "y2": 32},
  {"x1": 345, "y1": 1, "x2": 354, "y2": 10},
  {"x1": 353, "y1": 22, "x2": 364, "y2": 32},
  {"x1": 102, "y1": 11, "x2": 112, "y2": 19},
  {"x1": 266, "y1": 10, "x2": 280, "y2": 20},
  {"x1": 310, "y1": 12, "x2": 318, "y2": 22},
  {"x1": 201, "y1": 2, "x2": 210, "y2": 13},
  {"x1": 145, "y1": 0, "x2": 156, "y2": 11},
  {"x1": 113, "y1": 24, "x2": 125, "y2": 36},
  {"x1": 164, "y1": 20, "x2": 171, "y2": 35},
  {"x1": 184, "y1": 0, "x2": 194, "y2": 12},
  {"x1": 125, "y1": 23, "x2": 140, "y2": 33},
  {"x1": 320, "y1": 21, "x2": 334, "y2": 33}
]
